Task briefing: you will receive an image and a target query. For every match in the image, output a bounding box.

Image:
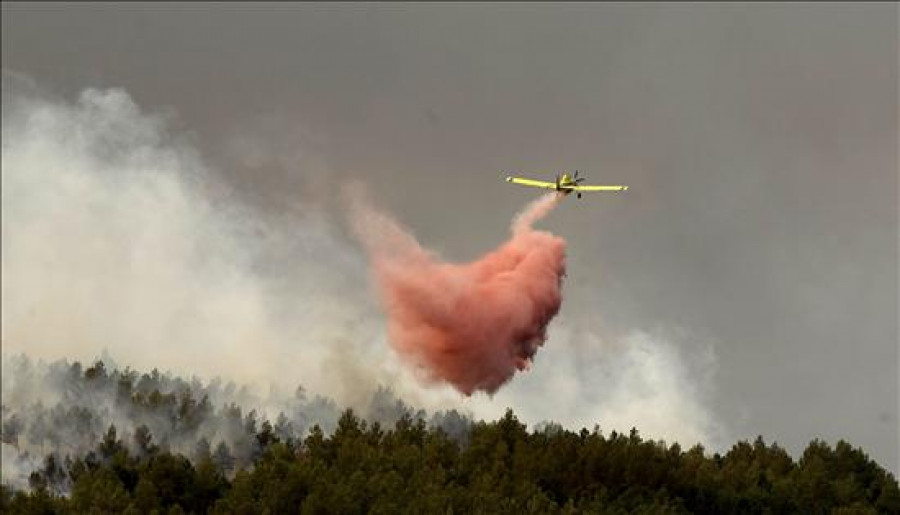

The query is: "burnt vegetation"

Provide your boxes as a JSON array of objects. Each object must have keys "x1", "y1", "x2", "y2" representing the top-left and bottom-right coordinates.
[{"x1": 2, "y1": 357, "x2": 898, "y2": 514}]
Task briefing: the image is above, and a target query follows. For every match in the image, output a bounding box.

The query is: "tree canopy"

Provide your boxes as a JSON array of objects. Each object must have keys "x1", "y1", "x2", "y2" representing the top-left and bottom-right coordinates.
[{"x1": 2, "y1": 358, "x2": 897, "y2": 513}]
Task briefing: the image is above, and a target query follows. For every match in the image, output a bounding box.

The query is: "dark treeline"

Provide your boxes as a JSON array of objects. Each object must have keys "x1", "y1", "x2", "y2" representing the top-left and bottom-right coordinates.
[
  {"x1": 2, "y1": 357, "x2": 898, "y2": 513},
  {"x1": 3, "y1": 410, "x2": 899, "y2": 513}
]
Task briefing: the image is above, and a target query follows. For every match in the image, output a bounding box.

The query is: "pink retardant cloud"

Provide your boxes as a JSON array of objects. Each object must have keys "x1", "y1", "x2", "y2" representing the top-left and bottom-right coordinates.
[{"x1": 350, "y1": 189, "x2": 566, "y2": 395}]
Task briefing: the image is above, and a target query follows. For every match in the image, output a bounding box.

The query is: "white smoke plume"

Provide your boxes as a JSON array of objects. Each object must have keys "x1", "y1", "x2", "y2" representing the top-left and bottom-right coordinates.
[
  {"x1": 1, "y1": 75, "x2": 727, "y2": 471},
  {"x1": 1, "y1": 442, "x2": 40, "y2": 490}
]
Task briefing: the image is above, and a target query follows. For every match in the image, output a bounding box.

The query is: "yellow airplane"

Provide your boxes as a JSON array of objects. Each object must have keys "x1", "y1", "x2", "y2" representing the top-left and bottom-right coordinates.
[{"x1": 505, "y1": 171, "x2": 628, "y2": 199}]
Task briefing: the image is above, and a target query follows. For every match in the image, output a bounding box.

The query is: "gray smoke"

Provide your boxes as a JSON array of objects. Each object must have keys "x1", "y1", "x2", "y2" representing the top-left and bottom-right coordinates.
[{"x1": 1, "y1": 76, "x2": 726, "y2": 487}]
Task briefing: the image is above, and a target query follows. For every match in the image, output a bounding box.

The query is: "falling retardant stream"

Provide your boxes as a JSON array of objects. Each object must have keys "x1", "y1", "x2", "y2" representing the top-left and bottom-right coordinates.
[{"x1": 349, "y1": 188, "x2": 567, "y2": 395}]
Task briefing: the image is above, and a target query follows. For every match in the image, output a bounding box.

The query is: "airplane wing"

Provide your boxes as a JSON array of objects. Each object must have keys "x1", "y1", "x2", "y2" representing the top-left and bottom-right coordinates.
[
  {"x1": 573, "y1": 185, "x2": 629, "y2": 192},
  {"x1": 505, "y1": 176, "x2": 558, "y2": 189}
]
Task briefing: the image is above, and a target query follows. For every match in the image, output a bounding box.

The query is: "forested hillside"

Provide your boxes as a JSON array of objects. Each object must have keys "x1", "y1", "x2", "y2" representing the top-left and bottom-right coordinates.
[{"x1": 2, "y1": 357, "x2": 898, "y2": 513}]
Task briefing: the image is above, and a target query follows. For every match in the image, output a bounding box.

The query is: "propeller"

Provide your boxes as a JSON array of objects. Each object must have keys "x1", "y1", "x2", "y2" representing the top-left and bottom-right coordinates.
[{"x1": 574, "y1": 170, "x2": 585, "y2": 199}]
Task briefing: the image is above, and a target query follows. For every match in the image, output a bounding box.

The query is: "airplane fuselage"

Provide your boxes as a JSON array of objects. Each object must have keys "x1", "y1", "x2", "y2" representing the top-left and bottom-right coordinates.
[{"x1": 556, "y1": 173, "x2": 577, "y2": 193}]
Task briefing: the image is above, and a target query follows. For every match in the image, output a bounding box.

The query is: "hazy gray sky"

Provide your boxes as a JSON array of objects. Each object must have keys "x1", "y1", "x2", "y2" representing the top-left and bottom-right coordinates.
[{"x1": 3, "y1": 3, "x2": 897, "y2": 470}]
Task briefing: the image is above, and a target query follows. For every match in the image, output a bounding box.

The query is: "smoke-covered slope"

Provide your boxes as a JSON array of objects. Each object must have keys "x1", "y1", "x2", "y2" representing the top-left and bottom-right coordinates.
[{"x1": 0, "y1": 354, "x2": 472, "y2": 492}]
